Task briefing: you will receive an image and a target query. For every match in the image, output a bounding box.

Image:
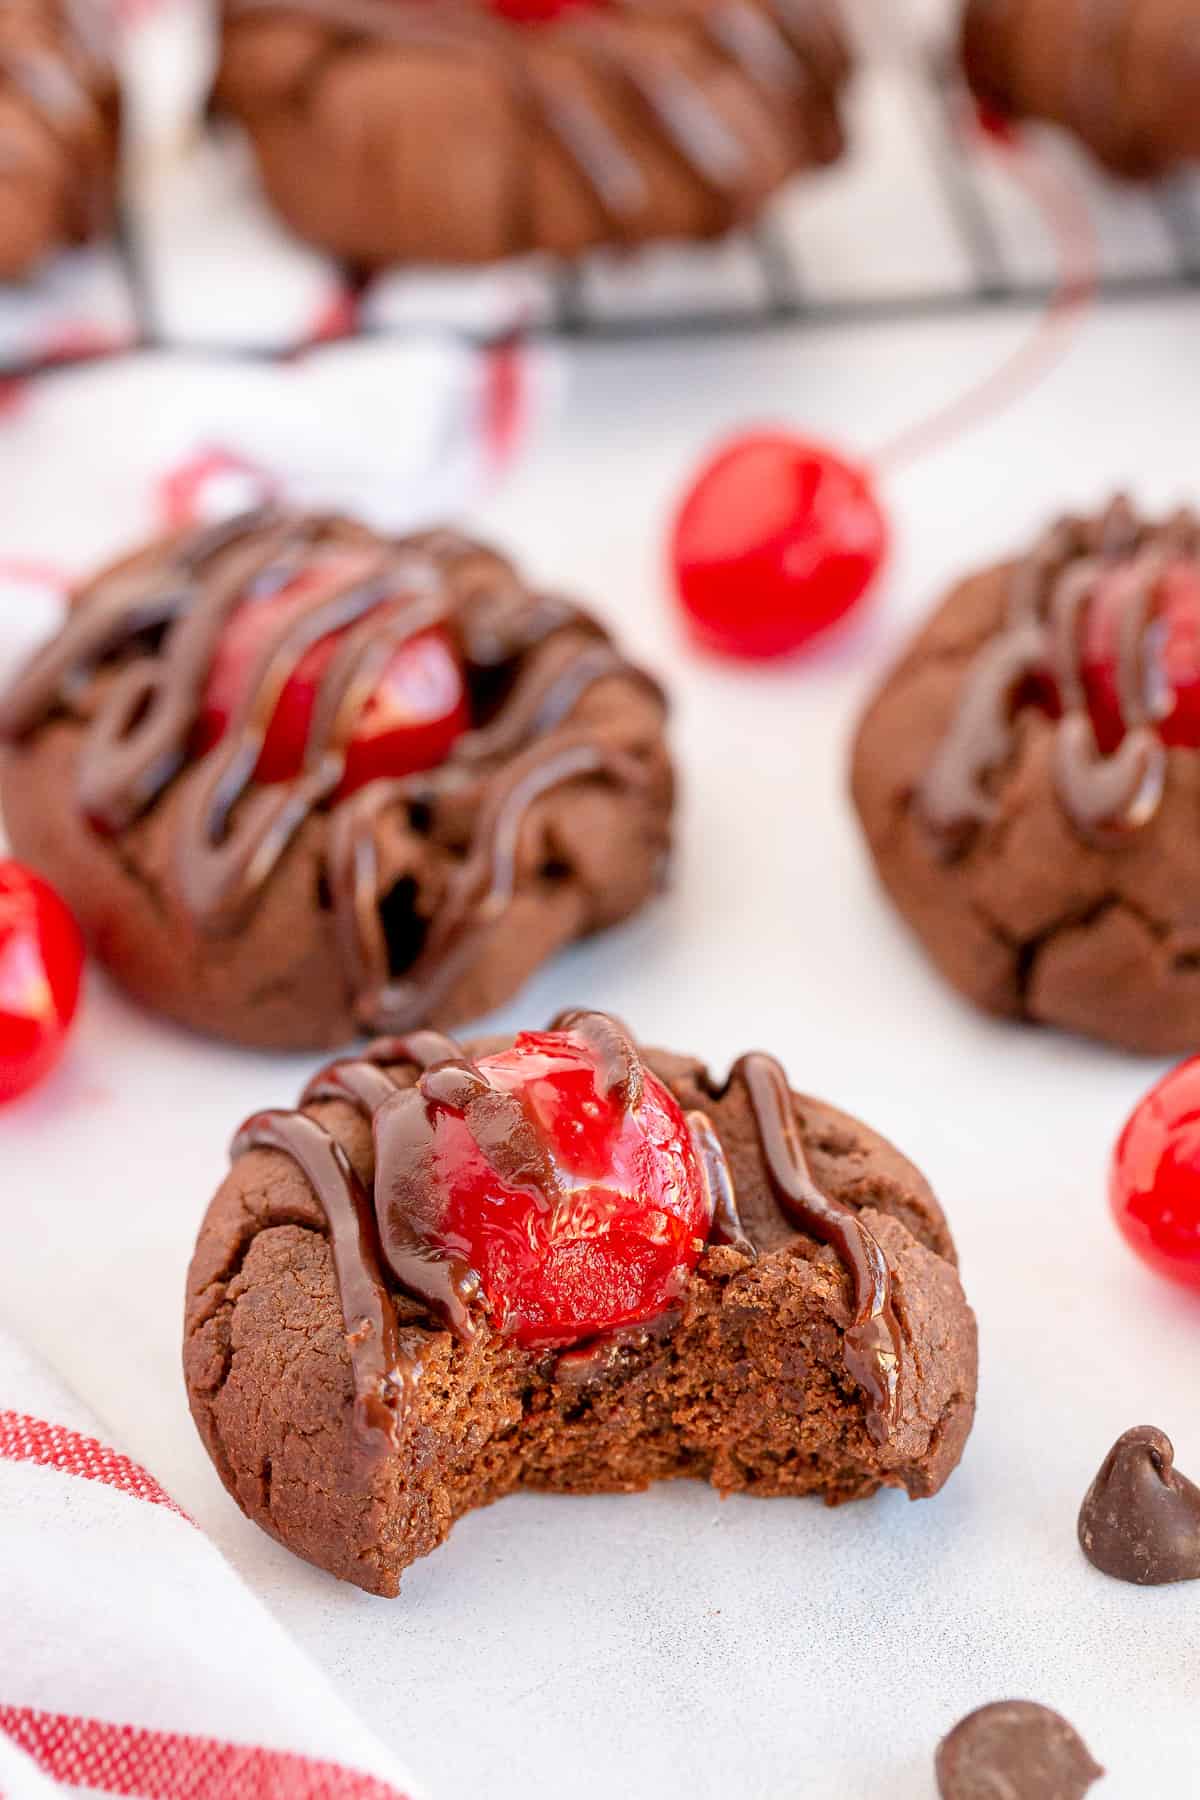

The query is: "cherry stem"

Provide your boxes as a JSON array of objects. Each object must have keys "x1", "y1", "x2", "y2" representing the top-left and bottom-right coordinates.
[{"x1": 869, "y1": 106, "x2": 1098, "y2": 478}]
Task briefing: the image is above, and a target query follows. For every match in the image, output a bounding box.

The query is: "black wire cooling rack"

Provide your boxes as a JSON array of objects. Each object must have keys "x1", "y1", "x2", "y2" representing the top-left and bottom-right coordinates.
[
  {"x1": 3, "y1": 0, "x2": 1199, "y2": 375},
  {"x1": 547, "y1": 0, "x2": 1200, "y2": 339}
]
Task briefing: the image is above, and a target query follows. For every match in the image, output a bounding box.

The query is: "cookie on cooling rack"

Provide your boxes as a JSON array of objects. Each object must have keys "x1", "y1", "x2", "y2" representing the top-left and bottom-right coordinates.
[
  {"x1": 962, "y1": 0, "x2": 1200, "y2": 176},
  {"x1": 212, "y1": 0, "x2": 852, "y2": 268},
  {"x1": 184, "y1": 1008, "x2": 978, "y2": 1593},
  {"x1": 0, "y1": 511, "x2": 673, "y2": 1048},
  {"x1": 852, "y1": 496, "x2": 1200, "y2": 1054},
  {"x1": 0, "y1": 0, "x2": 119, "y2": 278}
]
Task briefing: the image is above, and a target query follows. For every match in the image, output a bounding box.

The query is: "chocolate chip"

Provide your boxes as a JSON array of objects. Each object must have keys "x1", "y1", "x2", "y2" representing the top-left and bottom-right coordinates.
[
  {"x1": 1078, "y1": 1425, "x2": 1200, "y2": 1585},
  {"x1": 936, "y1": 1701, "x2": 1103, "y2": 1799}
]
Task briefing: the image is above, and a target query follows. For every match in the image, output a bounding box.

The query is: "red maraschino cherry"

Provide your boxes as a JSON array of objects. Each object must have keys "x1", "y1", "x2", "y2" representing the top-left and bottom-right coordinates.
[
  {"x1": 1111, "y1": 1057, "x2": 1200, "y2": 1292},
  {"x1": 1082, "y1": 559, "x2": 1200, "y2": 754},
  {"x1": 0, "y1": 861, "x2": 84, "y2": 1103},
  {"x1": 195, "y1": 553, "x2": 469, "y2": 800},
  {"x1": 396, "y1": 1026, "x2": 710, "y2": 1348},
  {"x1": 670, "y1": 431, "x2": 888, "y2": 660}
]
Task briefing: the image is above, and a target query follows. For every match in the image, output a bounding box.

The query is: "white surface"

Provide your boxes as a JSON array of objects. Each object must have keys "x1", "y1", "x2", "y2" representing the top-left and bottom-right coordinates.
[{"x1": 3, "y1": 300, "x2": 1200, "y2": 1797}]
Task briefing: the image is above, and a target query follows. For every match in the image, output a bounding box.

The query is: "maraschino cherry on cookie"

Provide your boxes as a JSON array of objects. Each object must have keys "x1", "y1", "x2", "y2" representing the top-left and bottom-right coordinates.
[
  {"x1": 194, "y1": 1009, "x2": 978, "y2": 1593},
  {"x1": 373, "y1": 1011, "x2": 711, "y2": 1348},
  {"x1": 193, "y1": 550, "x2": 469, "y2": 801},
  {"x1": 1080, "y1": 560, "x2": 1200, "y2": 755}
]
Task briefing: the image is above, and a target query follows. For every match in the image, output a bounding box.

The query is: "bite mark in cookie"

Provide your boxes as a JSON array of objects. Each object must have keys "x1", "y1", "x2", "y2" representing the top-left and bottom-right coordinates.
[{"x1": 184, "y1": 1011, "x2": 977, "y2": 1594}]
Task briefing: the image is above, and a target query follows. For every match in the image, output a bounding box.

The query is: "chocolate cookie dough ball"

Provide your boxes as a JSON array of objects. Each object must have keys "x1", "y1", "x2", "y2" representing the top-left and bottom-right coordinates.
[
  {"x1": 852, "y1": 497, "x2": 1200, "y2": 1055},
  {"x1": 0, "y1": 0, "x2": 120, "y2": 278},
  {"x1": 0, "y1": 512, "x2": 673, "y2": 1049},
  {"x1": 213, "y1": 0, "x2": 852, "y2": 268},
  {"x1": 184, "y1": 1010, "x2": 978, "y2": 1593}
]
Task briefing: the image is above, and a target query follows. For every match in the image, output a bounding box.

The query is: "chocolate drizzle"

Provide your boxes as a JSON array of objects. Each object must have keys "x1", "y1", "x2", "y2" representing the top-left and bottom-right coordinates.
[
  {"x1": 727, "y1": 1052, "x2": 901, "y2": 1443},
  {"x1": 226, "y1": 1014, "x2": 903, "y2": 1459},
  {"x1": 218, "y1": 0, "x2": 849, "y2": 237},
  {"x1": 358, "y1": 735, "x2": 648, "y2": 1033},
  {"x1": 231, "y1": 1106, "x2": 408, "y2": 1454},
  {"x1": 550, "y1": 1005, "x2": 643, "y2": 1107},
  {"x1": 0, "y1": 510, "x2": 664, "y2": 1034},
  {"x1": 233, "y1": 1028, "x2": 463, "y2": 1456},
  {"x1": 921, "y1": 497, "x2": 1200, "y2": 849},
  {"x1": 686, "y1": 1106, "x2": 754, "y2": 1258}
]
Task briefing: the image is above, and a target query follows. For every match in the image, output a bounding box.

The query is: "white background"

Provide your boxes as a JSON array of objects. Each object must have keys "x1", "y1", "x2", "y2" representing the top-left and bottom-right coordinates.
[{"x1": 3, "y1": 301, "x2": 1200, "y2": 1797}]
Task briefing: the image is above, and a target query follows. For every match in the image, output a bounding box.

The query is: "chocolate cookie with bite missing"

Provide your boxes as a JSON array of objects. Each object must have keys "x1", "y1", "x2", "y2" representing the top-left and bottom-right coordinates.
[
  {"x1": 212, "y1": 0, "x2": 852, "y2": 269},
  {"x1": 962, "y1": 0, "x2": 1200, "y2": 177},
  {"x1": 183, "y1": 1009, "x2": 978, "y2": 1595},
  {"x1": 851, "y1": 496, "x2": 1200, "y2": 1054},
  {"x1": 0, "y1": 0, "x2": 119, "y2": 278},
  {"x1": 0, "y1": 512, "x2": 672, "y2": 1048}
]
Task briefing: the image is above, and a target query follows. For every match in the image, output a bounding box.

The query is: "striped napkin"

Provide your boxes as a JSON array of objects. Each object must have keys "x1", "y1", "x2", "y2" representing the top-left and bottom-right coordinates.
[{"x1": 0, "y1": 1327, "x2": 425, "y2": 1800}]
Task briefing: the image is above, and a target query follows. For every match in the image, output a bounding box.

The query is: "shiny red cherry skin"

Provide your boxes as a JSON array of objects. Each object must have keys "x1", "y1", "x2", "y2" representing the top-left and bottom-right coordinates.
[
  {"x1": 1082, "y1": 559, "x2": 1200, "y2": 754},
  {"x1": 489, "y1": 0, "x2": 599, "y2": 20},
  {"x1": 195, "y1": 553, "x2": 469, "y2": 800},
  {"x1": 416, "y1": 1028, "x2": 711, "y2": 1348},
  {"x1": 670, "y1": 431, "x2": 888, "y2": 660},
  {"x1": 0, "y1": 862, "x2": 84, "y2": 1103},
  {"x1": 1111, "y1": 1057, "x2": 1200, "y2": 1291}
]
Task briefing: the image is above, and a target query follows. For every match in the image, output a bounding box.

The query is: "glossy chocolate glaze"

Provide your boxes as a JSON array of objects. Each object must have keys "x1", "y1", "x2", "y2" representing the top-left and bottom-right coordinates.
[
  {"x1": 227, "y1": 1014, "x2": 904, "y2": 1454},
  {"x1": 686, "y1": 1105, "x2": 754, "y2": 1257},
  {"x1": 549, "y1": 1004, "x2": 643, "y2": 1105},
  {"x1": 0, "y1": 510, "x2": 662, "y2": 1034},
  {"x1": 233, "y1": 1028, "x2": 462, "y2": 1456},
  {"x1": 230, "y1": 1106, "x2": 410, "y2": 1454},
  {"x1": 730, "y1": 1052, "x2": 901, "y2": 1444},
  {"x1": 920, "y1": 497, "x2": 1200, "y2": 849},
  {"x1": 356, "y1": 735, "x2": 649, "y2": 1033},
  {"x1": 220, "y1": 0, "x2": 849, "y2": 234}
]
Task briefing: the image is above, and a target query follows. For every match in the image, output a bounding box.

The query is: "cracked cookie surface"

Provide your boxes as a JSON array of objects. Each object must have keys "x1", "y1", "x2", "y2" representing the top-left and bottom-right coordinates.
[
  {"x1": 183, "y1": 1030, "x2": 978, "y2": 1595},
  {"x1": 851, "y1": 526, "x2": 1200, "y2": 1054}
]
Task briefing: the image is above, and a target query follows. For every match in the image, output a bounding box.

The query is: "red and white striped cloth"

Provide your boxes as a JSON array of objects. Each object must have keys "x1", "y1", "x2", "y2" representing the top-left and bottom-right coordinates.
[{"x1": 0, "y1": 1328, "x2": 428, "y2": 1800}]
